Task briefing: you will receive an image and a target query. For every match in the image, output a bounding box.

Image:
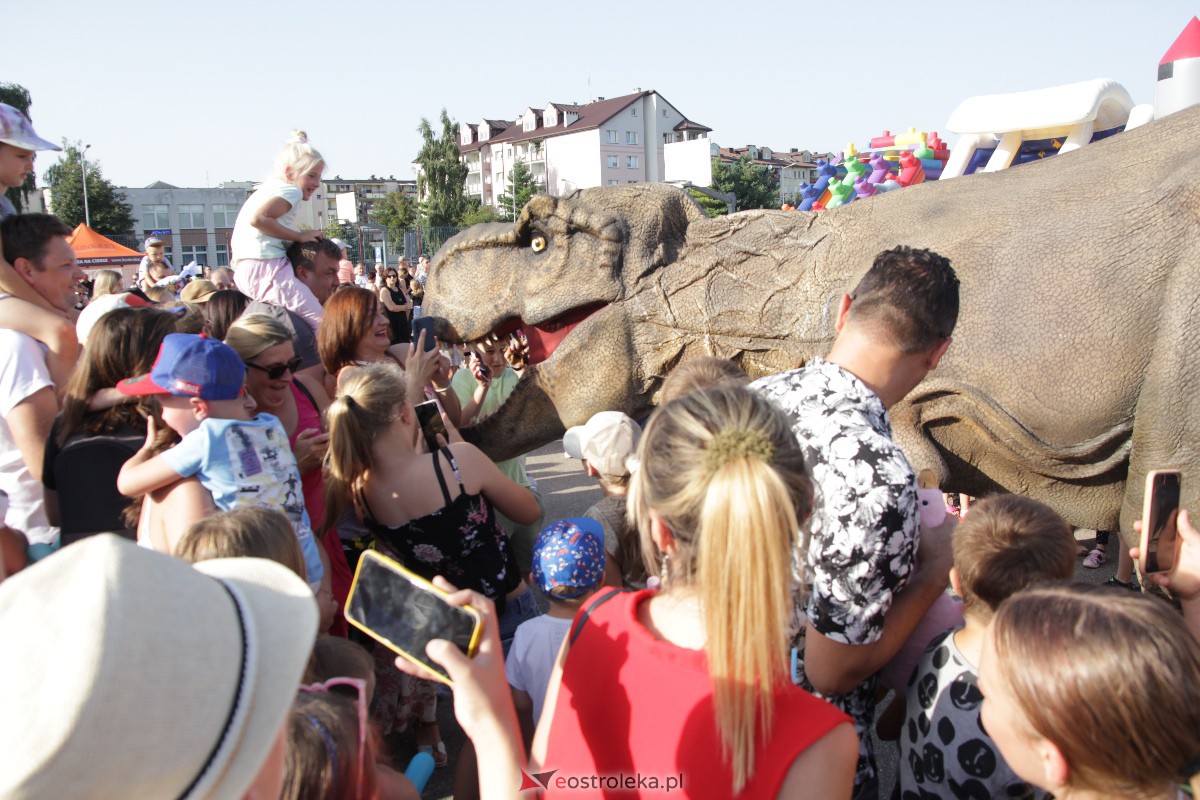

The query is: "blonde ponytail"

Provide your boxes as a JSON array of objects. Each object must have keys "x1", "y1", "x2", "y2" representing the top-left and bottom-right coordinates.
[{"x1": 631, "y1": 386, "x2": 811, "y2": 793}]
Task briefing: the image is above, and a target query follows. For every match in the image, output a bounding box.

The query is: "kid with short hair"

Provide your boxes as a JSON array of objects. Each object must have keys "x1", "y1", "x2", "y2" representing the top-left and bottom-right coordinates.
[
  {"x1": 898, "y1": 493, "x2": 1076, "y2": 800},
  {"x1": 230, "y1": 131, "x2": 327, "y2": 333},
  {"x1": 115, "y1": 333, "x2": 324, "y2": 589},
  {"x1": 507, "y1": 518, "x2": 607, "y2": 742}
]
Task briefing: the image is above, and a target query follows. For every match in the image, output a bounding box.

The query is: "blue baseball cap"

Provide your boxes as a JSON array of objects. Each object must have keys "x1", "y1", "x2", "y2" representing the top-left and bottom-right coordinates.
[
  {"x1": 117, "y1": 334, "x2": 247, "y2": 400},
  {"x1": 532, "y1": 518, "x2": 606, "y2": 599}
]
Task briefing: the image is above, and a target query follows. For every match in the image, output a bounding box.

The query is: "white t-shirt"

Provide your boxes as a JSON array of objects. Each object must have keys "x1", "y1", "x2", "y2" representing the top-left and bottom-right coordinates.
[
  {"x1": 505, "y1": 614, "x2": 572, "y2": 720},
  {"x1": 230, "y1": 179, "x2": 304, "y2": 262},
  {"x1": 0, "y1": 330, "x2": 57, "y2": 545}
]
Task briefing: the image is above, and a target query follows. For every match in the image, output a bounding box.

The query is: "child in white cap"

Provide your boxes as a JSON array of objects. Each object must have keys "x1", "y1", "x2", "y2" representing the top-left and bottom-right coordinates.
[
  {"x1": 0, "y1": 111, "x2": 78, "y2": 403},
  {"x1": 563, "y1": 410, "x2": 645, "y2": 587}
]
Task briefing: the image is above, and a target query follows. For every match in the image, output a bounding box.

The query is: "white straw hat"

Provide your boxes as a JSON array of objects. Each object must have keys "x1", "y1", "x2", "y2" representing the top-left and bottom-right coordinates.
[{"x1": 0, "y1": 534, "x2": 318, "y2": 799}]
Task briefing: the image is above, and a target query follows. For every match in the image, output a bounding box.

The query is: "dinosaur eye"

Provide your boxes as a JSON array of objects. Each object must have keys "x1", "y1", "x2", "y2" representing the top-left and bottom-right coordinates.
[{"x1": 531, "y1": 235, "x2": 547, "y2": 253}]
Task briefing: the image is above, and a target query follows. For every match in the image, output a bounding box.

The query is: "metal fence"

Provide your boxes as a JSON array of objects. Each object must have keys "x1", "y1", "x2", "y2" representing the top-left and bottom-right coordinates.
[{"x1": 402, "y1": 226, "x2": 466, "y2": 262}]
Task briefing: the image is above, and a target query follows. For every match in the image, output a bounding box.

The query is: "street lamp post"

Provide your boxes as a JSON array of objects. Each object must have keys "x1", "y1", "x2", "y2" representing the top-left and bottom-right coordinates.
[{"x1": 81, "y1": 144, "x2": 92, "y2": 228}]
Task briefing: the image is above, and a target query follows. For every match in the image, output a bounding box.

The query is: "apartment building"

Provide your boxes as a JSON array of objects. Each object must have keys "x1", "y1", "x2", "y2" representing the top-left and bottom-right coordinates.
[
  {"x1": 456, "y1": 89, "x2": 712, "y2": 211},
  {"x1": 122, "y1": 182, "x2": 255, "y2": 267},
  {"x1": 321, "y1": 176, "x2": 417, "y2": 225}
]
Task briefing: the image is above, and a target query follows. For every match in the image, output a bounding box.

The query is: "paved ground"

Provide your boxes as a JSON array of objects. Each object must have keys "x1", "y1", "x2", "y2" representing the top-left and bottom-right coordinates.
[{"x1": 389, "y1": 443, "x2": 1125, "y2": 798}]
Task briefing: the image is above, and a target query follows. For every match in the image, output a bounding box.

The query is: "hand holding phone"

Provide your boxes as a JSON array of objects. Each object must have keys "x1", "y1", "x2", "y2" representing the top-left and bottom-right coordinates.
[
  {"x1": 1140, "y1": 470, "x2": 1182, "y2": 575},
  {"x1": 345, "y1": 551, "x2": 483, "y2": 684},
  {"x1": 412, "y1": 318, "x2": 438, "y2": 352},
  {"x1": 414, "y1": 400, "x2": 449, "y2": 453}
]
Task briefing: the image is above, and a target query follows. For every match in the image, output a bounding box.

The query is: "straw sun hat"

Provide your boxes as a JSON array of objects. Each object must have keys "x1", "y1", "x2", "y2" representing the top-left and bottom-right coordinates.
[{"x1": 0, "y1": 534, "x2": 318, "y2": 799}]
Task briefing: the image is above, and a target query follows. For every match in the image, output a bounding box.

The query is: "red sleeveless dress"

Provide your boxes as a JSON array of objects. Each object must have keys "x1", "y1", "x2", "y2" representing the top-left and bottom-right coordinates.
[{"x1": 542, "y1": 590, "x2": 850, "y2": 798}]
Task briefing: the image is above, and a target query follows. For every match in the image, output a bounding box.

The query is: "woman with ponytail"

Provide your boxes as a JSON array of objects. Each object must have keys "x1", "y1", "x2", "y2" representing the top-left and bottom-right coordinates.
[
  {"x1": 979, "y1": 583, "x2": 1200, "y2": 800},
  {"x1": 524, "y1": 385, "x2": 857, "y2": 798}
]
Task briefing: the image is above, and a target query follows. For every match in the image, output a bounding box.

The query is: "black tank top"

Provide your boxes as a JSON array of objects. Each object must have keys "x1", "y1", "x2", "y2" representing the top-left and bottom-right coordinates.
[{"x1": 356, "y1": 447, "x2": 519, "y2": 612}]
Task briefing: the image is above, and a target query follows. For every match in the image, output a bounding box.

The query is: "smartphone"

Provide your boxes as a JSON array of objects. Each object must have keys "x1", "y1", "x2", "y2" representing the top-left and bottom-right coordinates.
[
  {"x1": 1140, "y1": 469, "x2": 1182, "y2": 575},
  {"x1": 345, "y1": 549, "x2": 483, "y2": 684},
  {"x1": 414, "y1": 399, "x2": 448, "y2": 452},
  {"x1": 412, "y1": 317, "x2": 438, "y2": 352}
]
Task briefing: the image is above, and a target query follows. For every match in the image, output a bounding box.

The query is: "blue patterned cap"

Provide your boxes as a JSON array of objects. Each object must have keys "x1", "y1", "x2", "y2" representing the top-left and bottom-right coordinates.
[{"x1": 532, "y1": 518, "x2": 606, "y2": 599}]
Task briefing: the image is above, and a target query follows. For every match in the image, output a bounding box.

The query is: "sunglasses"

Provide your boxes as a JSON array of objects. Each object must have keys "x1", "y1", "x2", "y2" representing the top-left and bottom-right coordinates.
[
  {"x1": 299, "y1": 677, "x2": 368, "y2": 800},
  {"x1": 245, "y1": 356, "x2": 302, "y2": 380}
]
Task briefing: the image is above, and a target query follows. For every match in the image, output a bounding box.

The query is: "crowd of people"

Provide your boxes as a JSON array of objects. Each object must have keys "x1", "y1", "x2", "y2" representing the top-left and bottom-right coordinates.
[{"x1": 1, "y1": 101, "x2": 1199, "y2": 800}]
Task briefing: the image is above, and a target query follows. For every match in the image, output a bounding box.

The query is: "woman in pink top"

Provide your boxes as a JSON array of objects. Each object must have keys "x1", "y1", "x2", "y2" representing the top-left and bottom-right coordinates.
[{"x1": 224, "y1": 313, "x2": 350, "y2": 634}]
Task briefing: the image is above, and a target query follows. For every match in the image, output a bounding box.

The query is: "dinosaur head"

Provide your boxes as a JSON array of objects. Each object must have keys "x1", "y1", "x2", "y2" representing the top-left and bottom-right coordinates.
[{"x1": 423, "y1": 184, "x2": 704, "y2": 460}]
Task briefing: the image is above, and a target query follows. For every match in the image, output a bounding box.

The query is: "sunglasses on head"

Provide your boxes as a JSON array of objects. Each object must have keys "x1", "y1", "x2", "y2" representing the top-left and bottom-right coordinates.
[{"x1": 245, "y1": 356, "x2": 302, "y2": 380}]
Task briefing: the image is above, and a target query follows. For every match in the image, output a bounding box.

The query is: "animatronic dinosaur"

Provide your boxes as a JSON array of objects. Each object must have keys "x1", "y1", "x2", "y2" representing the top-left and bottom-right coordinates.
[{"x1": 424, "y1": 103, "x2": 1200, "y2": 540}]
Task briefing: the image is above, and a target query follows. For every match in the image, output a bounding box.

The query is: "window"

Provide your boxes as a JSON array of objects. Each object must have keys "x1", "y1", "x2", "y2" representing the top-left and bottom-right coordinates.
[
  {"x1": 605, "y1": 129, "x2": 618, "y2": 144},
  {"x1": 178, "y1": 204, "x2": 205, "y2": 228},
  {"x1": 141, "y1": 204, "x2": 169, "y2": 229},
  {"x1": 181, "y1": 244, "x2": 207, "y2": 265},
  {"x1": 626, "y1": 131, "x2": 639, "y2": 145},
  {"x1": 212, "y1": 203, "x2": 238, "y2": 228},
  {"x1": 607, "y1": 155, "x2": 619, "y2": 168},
  {"x1": 608, "y1": 180, "x2": 619, "y2": 186},
  {"x1": 627, "y1": 156, "x2": 639, "y2": 168},
  {"x1": 631, "y1": 106, "x2": 637, "y2": 117},
  {"x1": 215, "y1": 244, "x2": 229, "y2": 266}
]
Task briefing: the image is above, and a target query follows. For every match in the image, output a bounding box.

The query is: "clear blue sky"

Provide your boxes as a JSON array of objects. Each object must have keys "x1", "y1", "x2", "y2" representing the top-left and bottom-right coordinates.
[{"x1": 9, "y1": 0, "x2": 1196, "y2": 188}]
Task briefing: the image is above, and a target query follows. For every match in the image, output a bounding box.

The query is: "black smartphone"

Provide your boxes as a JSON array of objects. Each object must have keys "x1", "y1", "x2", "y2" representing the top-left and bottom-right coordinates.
[
  {"x1": 1140, "y1": 470, "x2": 1182, "y2": 575},
  {"x1": 345, "y1": 550, "x2": 483, "y2": 684},
  {"x1": 412, "y1": 317, "x2": 438, "y2": 352},
  {"x1": 414, "y1": 399, "x2": 448, "y2": 452}
]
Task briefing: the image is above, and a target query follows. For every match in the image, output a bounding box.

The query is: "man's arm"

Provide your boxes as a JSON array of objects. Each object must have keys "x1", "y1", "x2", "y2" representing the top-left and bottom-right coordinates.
[
  {"x1": 6, "y1": 386, "x2": 57, "y2": 483},
  {"x1": 804, "y1": 516, "x2": 955, "y2": 696}
]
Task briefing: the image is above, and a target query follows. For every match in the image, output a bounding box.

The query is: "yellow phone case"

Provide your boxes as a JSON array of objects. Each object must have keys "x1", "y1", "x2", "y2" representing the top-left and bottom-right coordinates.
[{"x1": 344, "y1": 549, "x2": 484, "y2": 685}]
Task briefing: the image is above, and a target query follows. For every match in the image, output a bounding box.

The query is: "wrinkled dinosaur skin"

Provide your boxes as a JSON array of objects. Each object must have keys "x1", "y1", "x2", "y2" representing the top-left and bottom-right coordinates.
[{"x1": 424, "y1": 105, "x2": 1200, "y2": 543}]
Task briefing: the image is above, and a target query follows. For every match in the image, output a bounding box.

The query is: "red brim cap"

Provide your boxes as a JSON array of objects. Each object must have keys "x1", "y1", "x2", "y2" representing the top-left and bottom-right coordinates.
[{"x1": 116, "y1": 372, "x2": 169, "y2": 397}]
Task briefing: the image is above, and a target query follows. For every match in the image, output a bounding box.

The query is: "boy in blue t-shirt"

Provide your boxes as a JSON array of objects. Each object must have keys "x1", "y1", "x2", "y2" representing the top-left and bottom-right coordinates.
[{"x1": 116, "y1": 333, "x2": 324, "y2": 588}]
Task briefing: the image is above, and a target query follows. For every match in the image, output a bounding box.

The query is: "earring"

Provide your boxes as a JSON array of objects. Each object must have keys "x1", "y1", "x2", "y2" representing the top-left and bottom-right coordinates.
[{"x1": 659, "y1": 553, "x2": 670, "y2": 587}]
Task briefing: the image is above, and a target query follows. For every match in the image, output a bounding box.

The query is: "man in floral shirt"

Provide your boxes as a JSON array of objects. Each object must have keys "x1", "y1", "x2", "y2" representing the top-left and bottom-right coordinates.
[{"x1": 754, "y1": 246, "x2": 960, "y2": 799}]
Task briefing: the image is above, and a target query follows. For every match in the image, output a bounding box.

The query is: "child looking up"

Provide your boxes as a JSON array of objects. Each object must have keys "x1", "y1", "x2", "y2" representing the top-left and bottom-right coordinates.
[
  {"x1": 507, "y1": 518, "x2": 607, "y2": 741},
  {"x1": 115, "y1": 334, "x2": 324, "y2": 589},
  {"x1": 230, "y1": 131, "x2": 326, "y2": 333},
  {"x1": 897, "y1": 493, "x2": 1075, "y2": 800}
]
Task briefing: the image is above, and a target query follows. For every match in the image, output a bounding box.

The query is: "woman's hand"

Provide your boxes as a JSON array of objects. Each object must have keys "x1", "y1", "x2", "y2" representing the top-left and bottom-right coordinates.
[
  {"x1": 468, "y1": 352, "x2": 492, "y2": 387},
  {"x1": 292, "y1": 428, "x2": 330, "y2": 473},
  {"x1": 295, "y1": 230, "x2": 323, "y2": 244},
  {"x1": 405, "y1": 330, "x2": 441, "y2": 389}
]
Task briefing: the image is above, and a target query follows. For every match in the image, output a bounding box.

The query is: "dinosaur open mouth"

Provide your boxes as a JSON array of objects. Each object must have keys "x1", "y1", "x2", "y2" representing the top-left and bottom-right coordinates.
[{"x1": 473, "y1": 303, "x2": 605, "y2": 366}]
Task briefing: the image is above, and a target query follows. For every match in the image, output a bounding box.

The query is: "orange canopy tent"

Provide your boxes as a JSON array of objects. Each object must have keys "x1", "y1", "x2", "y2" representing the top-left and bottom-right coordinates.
[{"x1": 67, "y1": 223, "x2": 142, "y2": 285}]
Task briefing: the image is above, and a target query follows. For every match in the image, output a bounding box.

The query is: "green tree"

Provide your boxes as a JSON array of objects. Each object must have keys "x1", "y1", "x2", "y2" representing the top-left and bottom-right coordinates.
[
  {"x1": 43, "y1": 141, "x2": 135, "y2": 233},
  {"x1": 324, "y1": 219, "x2": 358, "y2": 260},
  {"x1": 459, "y1": 198, "x2": 501, "y2": 226},
  {"x1": 496, "y1": 160, "x2": 538, "y2": 221},
  {"x1": 0, "y1": 83, "x2": 35, "y2": 214},
  {"x1": 415, "y1": 109, "x2": 469, "y2": 227},
  {"x1": 369, "y1": 191, "x2": 417, "y2": 246},
  {"x1": 692, "y1": 155, "x2": 779, "y2": 217}
]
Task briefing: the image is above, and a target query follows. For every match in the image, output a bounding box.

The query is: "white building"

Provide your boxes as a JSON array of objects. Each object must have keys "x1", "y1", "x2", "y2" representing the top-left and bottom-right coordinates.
[
  {"x1": 120, "y1": 182, "x2": 256, "y2": 267},
  {"x1": 456, "y1": 89, "x2": 711, "y2": 211}
]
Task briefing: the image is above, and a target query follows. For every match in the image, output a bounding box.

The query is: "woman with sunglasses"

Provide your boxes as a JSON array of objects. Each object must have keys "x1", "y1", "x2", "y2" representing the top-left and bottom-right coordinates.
[
  {"x1": 225, "y1": 313, "x2": 353, "y2": 635},
  {"x1": 379, "y1": 268, "x2": 412, "y2": 345}
]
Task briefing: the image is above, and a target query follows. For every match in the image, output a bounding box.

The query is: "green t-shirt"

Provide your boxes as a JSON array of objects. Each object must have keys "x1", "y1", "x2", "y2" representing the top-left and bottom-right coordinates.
[{"x1": 451, "y1": 366, "x2": 531, "y2": 487}]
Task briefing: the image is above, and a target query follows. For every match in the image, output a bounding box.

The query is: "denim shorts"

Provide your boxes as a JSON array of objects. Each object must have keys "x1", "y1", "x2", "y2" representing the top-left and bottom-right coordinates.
[{"x1": 497, "y1": 588, "x2": 541, "y2": 658}]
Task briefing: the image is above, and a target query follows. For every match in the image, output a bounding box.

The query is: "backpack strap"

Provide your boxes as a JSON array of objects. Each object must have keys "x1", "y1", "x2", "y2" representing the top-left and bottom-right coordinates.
[{"x1": 569, "y1": 588, "x2": 624, "y2": 647}]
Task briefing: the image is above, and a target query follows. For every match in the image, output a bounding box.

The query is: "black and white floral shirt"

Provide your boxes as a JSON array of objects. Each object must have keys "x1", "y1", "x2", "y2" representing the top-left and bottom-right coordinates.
[{"x1": 755, "y1": 358, "x2": 920, "y2": 798}]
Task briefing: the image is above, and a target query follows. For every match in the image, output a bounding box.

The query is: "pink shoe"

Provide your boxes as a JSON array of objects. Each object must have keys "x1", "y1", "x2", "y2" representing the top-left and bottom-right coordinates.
[{"x1": 1083, "y1": 548, "x2": 1107, "y2": 569}]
